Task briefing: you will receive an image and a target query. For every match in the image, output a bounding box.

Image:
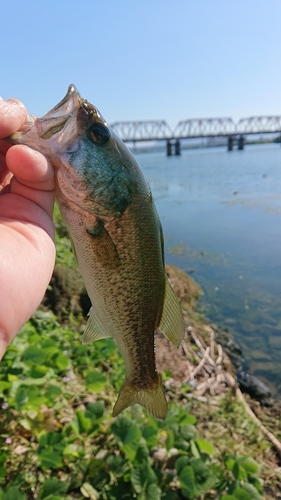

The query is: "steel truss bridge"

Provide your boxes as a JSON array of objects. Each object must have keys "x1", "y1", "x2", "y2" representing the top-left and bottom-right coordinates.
[{"x1": 110, "y1": 116, "x2": 281, "y2": 142}]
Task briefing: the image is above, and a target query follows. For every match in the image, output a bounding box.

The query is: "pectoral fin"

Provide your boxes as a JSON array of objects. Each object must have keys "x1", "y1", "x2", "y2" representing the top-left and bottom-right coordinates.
[
  {"x1": 158, "y1": 277, "x2": 185, "y2": 347},
  {"x1": 86, "y1": 219, "x2": 121, "y2": 269},
  {"x1": 82, "y1": 307, "x2": 111, "y2": 344}
]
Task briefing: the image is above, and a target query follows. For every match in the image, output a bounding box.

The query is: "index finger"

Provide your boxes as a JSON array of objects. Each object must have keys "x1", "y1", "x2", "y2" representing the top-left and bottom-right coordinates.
[{"x1": 0, "y1": 98, "x2": 27, "y2": 139}]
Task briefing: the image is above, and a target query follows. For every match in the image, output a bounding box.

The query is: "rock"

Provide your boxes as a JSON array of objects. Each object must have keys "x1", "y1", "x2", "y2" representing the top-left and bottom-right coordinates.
[
  {"x1": 153, "y1": 448, "x2": 167, "y2": 462},
  {"x1": 165, "y1": 264, "x2": 202, "y2": 309},
  {"x1": 212, "y1": 327, "x2": 244, "y2": 371},
  {"x1": 41, "y1": 264, "x2": 91, "y2": 322},
  {"x1": 237, "y1": 370, "x2": 272, "y2": 406}
]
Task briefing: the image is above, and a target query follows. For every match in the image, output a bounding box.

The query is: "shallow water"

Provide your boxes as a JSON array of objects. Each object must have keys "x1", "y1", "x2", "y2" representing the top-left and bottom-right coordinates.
[{"x1": 135, "y1": 143, "x2": 281, "y2": 396}]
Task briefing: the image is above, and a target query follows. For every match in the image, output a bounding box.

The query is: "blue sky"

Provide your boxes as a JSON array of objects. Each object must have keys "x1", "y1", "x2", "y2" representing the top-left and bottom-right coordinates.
[{"x1": 1, "y1": 0, "x2": 280, "y2": 129}]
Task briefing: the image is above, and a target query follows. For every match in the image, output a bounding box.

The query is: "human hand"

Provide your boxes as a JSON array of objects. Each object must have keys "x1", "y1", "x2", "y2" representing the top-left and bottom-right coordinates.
[{"x1": 0, "y1": 97, "x2": 56, "y2": 358}]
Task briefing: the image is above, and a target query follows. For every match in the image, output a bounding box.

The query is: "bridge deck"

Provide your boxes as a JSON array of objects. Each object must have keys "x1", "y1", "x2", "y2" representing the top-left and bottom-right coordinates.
[{"x1": 110, "y1": 116, "x2": 281, "y2": 142}]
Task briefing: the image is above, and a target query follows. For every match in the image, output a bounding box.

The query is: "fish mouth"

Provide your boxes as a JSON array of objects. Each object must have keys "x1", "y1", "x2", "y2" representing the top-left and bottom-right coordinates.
[
  {"x1": 36, "y1": 84, "x2": 82, "y2": 140},
  {"x1": 8, "y1": 84, "x2": 84, "y2": 150}
]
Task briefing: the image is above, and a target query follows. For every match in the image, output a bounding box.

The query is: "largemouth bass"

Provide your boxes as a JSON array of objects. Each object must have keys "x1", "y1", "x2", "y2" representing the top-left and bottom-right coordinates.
[{"x1": 9, "y1": 85, "x2": 184, "y2": 420}]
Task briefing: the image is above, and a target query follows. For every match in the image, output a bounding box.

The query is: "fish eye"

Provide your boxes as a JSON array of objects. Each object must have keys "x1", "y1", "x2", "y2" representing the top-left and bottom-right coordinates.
[{"x1": 88, "y1": 123, "x2": 110, "y2": 145}]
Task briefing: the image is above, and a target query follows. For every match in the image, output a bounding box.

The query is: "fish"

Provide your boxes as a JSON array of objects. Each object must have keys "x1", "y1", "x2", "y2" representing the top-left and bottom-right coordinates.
[{"x1": 9, "y1": 85, "x2": 184, "y2": 420}]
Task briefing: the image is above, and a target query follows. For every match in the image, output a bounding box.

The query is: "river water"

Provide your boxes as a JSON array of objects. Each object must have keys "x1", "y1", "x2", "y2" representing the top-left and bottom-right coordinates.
[{"x1": 135, "y1": 143, "x2": 281, "y2": 397}]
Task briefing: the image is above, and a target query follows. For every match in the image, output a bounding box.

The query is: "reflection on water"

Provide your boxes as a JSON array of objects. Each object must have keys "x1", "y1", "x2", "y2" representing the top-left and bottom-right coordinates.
[{"x1": 135, "y1": 144, "x2": 281, "y2": 397}]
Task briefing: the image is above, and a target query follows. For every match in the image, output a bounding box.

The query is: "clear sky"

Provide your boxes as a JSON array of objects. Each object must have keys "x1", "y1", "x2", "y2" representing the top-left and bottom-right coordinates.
[{"x1": 1, "y1": 0, "x2": 281, "y2": 130}]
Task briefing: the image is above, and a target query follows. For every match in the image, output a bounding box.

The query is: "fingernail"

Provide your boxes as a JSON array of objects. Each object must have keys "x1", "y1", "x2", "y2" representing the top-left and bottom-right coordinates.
[
  {"x1": 6, "y1": 98, "x2": 20, "y2": 105},
  {"x1": 5, "y1": 98, "x2": 26, "y2": 111}
]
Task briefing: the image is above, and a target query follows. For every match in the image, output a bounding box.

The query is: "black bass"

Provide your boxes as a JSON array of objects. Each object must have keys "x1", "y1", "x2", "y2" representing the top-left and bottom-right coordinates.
[{"x1": 9, "y1": 85, "x2": 184, "y2": 420}]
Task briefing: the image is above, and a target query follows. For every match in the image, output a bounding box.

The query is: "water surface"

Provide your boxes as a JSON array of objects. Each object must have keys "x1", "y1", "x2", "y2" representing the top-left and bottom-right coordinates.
[{"x1": 135, "y1": 144, "x2": 281, "y2": 396}]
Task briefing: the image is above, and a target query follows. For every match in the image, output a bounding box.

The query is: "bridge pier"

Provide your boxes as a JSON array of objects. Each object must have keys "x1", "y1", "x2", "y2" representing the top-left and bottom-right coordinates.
[
  {"x1": 238, "y1": 135, "x2": 244, "y2": 150},
  {"x1": 166, "y1": 139, "x2": 181, "y2": 156},
  {"x1": 227, "y1": 135, "x2": 233, "y2": 151},
  {"x1": 166, "y1": 139, "x2": 172, "y2": 156},
  {"x1": 175, "y1": 139, "x2": 181, "y2": 155}
]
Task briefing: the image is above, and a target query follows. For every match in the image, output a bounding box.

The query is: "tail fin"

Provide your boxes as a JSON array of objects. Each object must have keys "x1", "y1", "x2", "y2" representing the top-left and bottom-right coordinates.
[{"x1": 112, "y1": 374, "x2": 168, "y2": 421}]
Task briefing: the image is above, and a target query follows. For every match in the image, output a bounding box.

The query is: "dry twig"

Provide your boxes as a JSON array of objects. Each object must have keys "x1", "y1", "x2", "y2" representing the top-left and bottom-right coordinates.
[{"x1": 236, "y1": 388, "x2": 281, "y2": 457}]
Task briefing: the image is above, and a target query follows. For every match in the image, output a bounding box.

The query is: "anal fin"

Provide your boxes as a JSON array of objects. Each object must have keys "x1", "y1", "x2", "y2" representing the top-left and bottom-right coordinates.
[
  {"x1": 112, "y1": 374, "x2": 167, "y2": 421},
  {"x1": 158, "y1": 276, "x2": 185, "y2": 347},
  {"x1": 82, "y1": 307, "x2": 111, "y2": 344}
]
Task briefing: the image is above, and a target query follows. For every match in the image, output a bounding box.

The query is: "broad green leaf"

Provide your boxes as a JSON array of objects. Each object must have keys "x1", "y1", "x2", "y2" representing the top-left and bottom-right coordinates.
[
  {"x1": 180, "y1": 413, "x2": 197, "y2": 425},
  {"x1": 87, "y1": 459, "x2": 104, "y2": 478},
  {"x1": 40, "y1": 339, "x2": 60, "y2": 358},
  {"x1": 86, "y1": 401, "x2": 104, "y2": 419},
  {"x1": 24, "y1": 387, "x2": 48, "y2": 410},
  {"x1": 241, "y1": 483, "x2": 263, "y2": 500},
  {"x1": 195, "y1": 439, "x2": 214, "y2": 456},
  {"x1": 19, "y1": 418, "x2": 32, "y2": 431},
  {"x1": 55, "y1": 353, "x2": 69, "y2": 370},
  {"x1": 38, "y1": 448, "x2": 63, "y2": 469},
  {"x1": 106, "y1": 455, "x2": 129, "y2": 478},
  {"x1": 142, "y1": 425, "x2": 158, "y2": 448},
  {"x1": 106, "y1": 479, "x2": 134, "y2": 499},
  {"x1": 233, "y1": 463, "x2": 247, "y2": 481},
  {"x1": 40, "y1": 497, "x2": 61, "y2": 500},
  {"x1": 190, "y1": 458, "x2": 210, "y2": 482},
  {"x1": 193, "y1": 472, "x2": 219, "y2": 496},
  {"x1": 145, "y1": 412, "x2": 159, "y2": 430},
  {"x1": 189, "y1": 457, "x2": 219, "y2": 495},
  {"x1": 29, "y1": 365, "x2": 50, "y2": 378},
  {"x1": 2, "y1": 486, "x2": 26, "y2": 500},
  {"x1": 232, "y1": 487, "x2": 252, "y2": 500},
  {"x1": 0, "y1": 452, "x2": 8, "y2": 481},
  {"x1": 37, "y1": 431, "x2": 66, "y2": 469},
  {"x1": 63, "y1": 443, "x2": 80, "y2": 458},
  {"x1": 239, "y1": 457, "x2": 260, "y2": 476},
  {"x1": 181, "y1": 425, "x2": 196, "y2": 441},
  {"x1": 111, "y1": 416, "x2": 142, "y2": 461},
  {"x1": 75, "y1": 409, "x2": 93, "y2": 434},
  {"x1": 39, "y1": 431, "x2": 65, "y2": 447},
  {"x1": 10, "y1": 377, "x2": 46, "y2": 400},
  {"x1": 165, "y1": 429, "x2": 175, "y2": 450},
  {"x1": 22, "y1": 346, "x2": 47, "y2": 365},
  {"x1": 225, "y1": 457, "x2": 236, "y2": 471},
  {"x1": 134, "y1": 437, "x2": 149, "y2": 464},
  {"x1": 0, "y1": 381, "x2": 10, "y2": 394},
  {"x1": 45, "y1": 385, "x2": 61, "y2": 399},
  {"x1": 221, "y1": 496, "x2": 237, "y2": 500},
  {"x1": 130, "y1": 464, "x2": 158, "y2": 494},
  {"x1": 86, "y1": 371, "x2": 107, "y2": 392},
  {"x1": 175, "y1": 456, "x2": 190, "y2": 474},
  {"x1": 146, "y1": 482, "x2": 161, "y2": 500},
  {"x1": 179, "y1": 465, "x2": 195, "y2": 499},
  {"x1": 174, "y1": 436, "x2": 191, "y2": 452},
  {"x1": 38, "y1": 478, "x2": 68, "y2": 499},
  {"x1": 87, "y1": 464, "x2": 110, "y2": 490},
  {"x1": 190, "y1": 439, "x2": 201, "y2": 459},
  {"x1": 15, "y1": 386, "x2": 28, "y2": 409},
  {"x1": 122, "y1": 423, "x2": 142, "y2": 461},
  {"x1": 161, "y1": 492, "x2": 179, "y2": 500}
]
